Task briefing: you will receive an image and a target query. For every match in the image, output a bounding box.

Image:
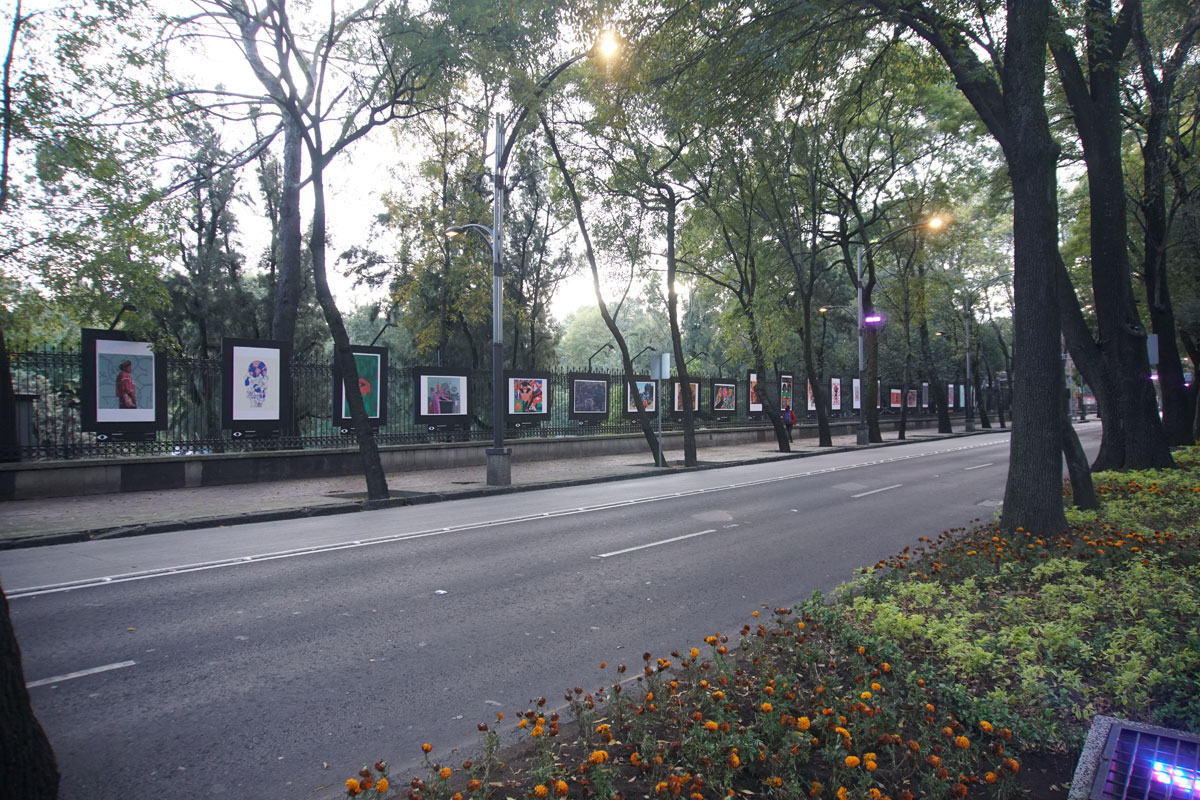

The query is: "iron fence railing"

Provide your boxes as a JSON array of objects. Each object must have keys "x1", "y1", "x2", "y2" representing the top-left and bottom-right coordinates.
[{"x1": 4, "y1": 345, "x2": 991, "y2": 462}]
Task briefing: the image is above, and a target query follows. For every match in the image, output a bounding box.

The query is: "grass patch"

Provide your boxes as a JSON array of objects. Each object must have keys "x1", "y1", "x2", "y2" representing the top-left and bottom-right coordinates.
[{"x1": 348, "y1": 447, "x2": 1200, "y2": 800}]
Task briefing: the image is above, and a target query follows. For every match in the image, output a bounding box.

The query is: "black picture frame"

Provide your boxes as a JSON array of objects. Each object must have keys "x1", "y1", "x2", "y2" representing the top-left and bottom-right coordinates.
[
  {"x1": 333, "y1": 345, "x2": 389, "y2": 430},
  {"x1": 748, "y1": 371, "x2": 763, "y2": 417},
  {"x1": 413, "y1": 367, "x2": 470, "y2": 428},
  {"x1": 779, "y1": 373, "x2": 794, "y2": 414},
  {"x1": 567, "y1": 372, "x2": 610, "y2": 421},
  {"x1": 711, "y1": 379, "x2": 737, "y2": 417},
  {"x1": 623, "y1": 376, "x2": 657, "y2": 418},
  {"x1": 672, "y1": 379, "x2": 701, "y2": 414},
  {"x1": 80, "y1": 328, "x2": 167, "y2": 439},
  {"x1": 221, "y1": 337, "x2": 292, "y2": 438},
  {"x1": 505, "y1": 370, "x2": 552, "y2": 425}
]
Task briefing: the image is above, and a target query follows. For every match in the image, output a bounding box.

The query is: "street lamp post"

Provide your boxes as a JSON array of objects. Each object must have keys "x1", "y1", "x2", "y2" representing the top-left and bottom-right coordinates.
[
  {"x1": 447, "y1": 34, "x2": 619, "y2": 486},
  {"x1": 855, "y1": 216, "x2": 945, "y2": 445},
  {"x1": 588, "y1": 342, "x2": 613, "y2": 372}
]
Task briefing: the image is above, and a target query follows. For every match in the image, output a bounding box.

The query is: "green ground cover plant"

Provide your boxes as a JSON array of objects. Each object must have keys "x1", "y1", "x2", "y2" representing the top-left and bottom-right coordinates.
[{"x1": 348, "y1": 447, "x2": 1200, "y2": 800}]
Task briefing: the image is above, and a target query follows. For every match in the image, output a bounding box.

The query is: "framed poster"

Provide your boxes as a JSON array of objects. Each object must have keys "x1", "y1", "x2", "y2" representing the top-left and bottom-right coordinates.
[
  {"x1": 907, "y1": 389, "x2": 918, "y2": 408},
  {"x1": 624, "y1": 377, "x2": 657, "y2": 417},
  {"x1": 414, "y1": 367, "x2": 469, "y2": 427},
  {"x1": 806, "y1": 379, "x2": 816, "y2": 411},
  {"x1": 334, "y1": 345, "x2": 388, "y2": 429},
  {"x1": 505, "y1": 370, "x2": 551, "y2": 424},
  {"x1": 852, "y1": 378, "x2": 862, "y2": 410},
  {"x1": 711, "y1": 380, "x2": 737, "y2": 417},
  {"x1": 748, "y1": 371, "x2": 763, "y2": 415},
  {"x1": 890, "y1": 388, "x2": 903, "y2": 407},
  {"x1": 831, "y1": 378, "x2": 842, "y2": 411},
  {"x1": 922, "y1": 382, "x2": 930, "y2": 409},
  {"x1": 80, "y1": 328, "x2": 167, "y2": 438},
  {"x1": 672, "y1": 380, "x2": 700, "y2": 413},
  {"x1": 567, "y1": 372, "x2": 609, "y2": 421},
  {"x1": 948, "y1": 383, "x2": 955, "y2": 408},
  {"x1": 222, "y1": 337, "x2": 292, "y2": 437},
  {"x1": 780, "y1": 374, "x2": 794, "y2": 414}
]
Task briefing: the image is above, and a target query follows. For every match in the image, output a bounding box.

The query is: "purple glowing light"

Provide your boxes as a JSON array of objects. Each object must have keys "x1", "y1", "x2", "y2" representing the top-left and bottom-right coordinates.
[
  {"x1": 1153, "y1": 761, "x2": 1200, "y2": 794},
  {"x1": 864, "y1": 315, "x2": 883, "y2": 325}
]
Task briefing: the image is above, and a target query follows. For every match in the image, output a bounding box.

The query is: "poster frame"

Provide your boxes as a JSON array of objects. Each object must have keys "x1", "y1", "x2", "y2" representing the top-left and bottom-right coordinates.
[
  {"x1": 80, "y1": 328, "x2": 167, "y2": 438},
  {"x1": 333, "y1": 345, "x2": 389, "y2": 430},
  {"x1": 671, "y1": 379, "x2": 701, "y2": 414},
  {"x1": 505, "y1": 370, "x2": 552, "y2": 425},
  {"x1": 623, "y1": 376, "x2": 657, "y2": 418},
  {"x1": 711, "y1": 379, "x2": 737, "y2": 418},
  {"x1": 567, "y1": 372, "x2": 610, "y2": 422},
  {"x1": 413, "y1": 367, "x2": 470, "y2": 429},
  {"x1": 221, "y1": 336, "x2": 293, "y2": 437}
]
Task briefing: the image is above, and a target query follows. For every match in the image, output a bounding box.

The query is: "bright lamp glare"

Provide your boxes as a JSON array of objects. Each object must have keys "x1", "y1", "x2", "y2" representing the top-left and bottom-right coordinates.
[
  {"x1": 597, "y1": 32, "x2": 619, "y2": 59},
  {"x1": 927, "y1": 216, "x2": 945, "y2": 230},
  {"x1": 1153, "y1": 761, "x2": 1199, "y2": 793},
  {"x1": 864, "y1": 314, "x2": 883, "y2": 324}
]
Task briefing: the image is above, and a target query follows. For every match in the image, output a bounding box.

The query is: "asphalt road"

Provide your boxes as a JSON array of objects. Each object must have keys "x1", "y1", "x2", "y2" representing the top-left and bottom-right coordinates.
[{"x1": 3, "y1": 427, "x2": 1096, "y2": 800}]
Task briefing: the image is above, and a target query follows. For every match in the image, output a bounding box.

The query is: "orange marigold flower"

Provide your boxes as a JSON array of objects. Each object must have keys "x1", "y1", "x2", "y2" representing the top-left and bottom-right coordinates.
[
  {"x1": 588, "y1": 750, "x2": 609, "y2": 765},
  {"x1": 655, "y1": 782, "x2": 669, "y2": 795},
  {"x1": 980, "y1": 721, "x2": 994, "y2": 734},
  {"x1": 954, "y1": 736, "x2": 970, "y2": 750},
  {"x1": 869, "y1": 790, "x2": 882, "y2": 800},
  {"x1": 984, "y1": 772, "x2": 998, "y2": 784},
  {"x1": 555, "y1": 779, "x2": 570, "y2": 797},
  {"x1": 345, "y1": 778, "x2": 362, "y2": 796},
  {"x1": 376, "y1": 778, "x2": 389, "y2": 793},
  {"x1": 761, "y1": 702, "x2": 774, "y2": 713},
  {"x1": 925, "y1": 704, "x2": 935, "y2": 713},
  {"x1": 797, "y1": 716, "x2": 811, "y2": 731},
  {"x1": 531, "y1": 725, "x2": 545, "y2": 737},
  {"x1": 705, "y1": 721, "x2": 719, "y2": 731},
  {"x1": 689, "y1": 648, "x2": 700, "y2": 659},
  {"x1": 534, "y1": 785, "x2": 549, "y2": 798},
  {"x1": 809, "y1": 781, "x2": 823, "y2": 797},
  {"x1": 942, "y1": 726, "x2": 954, "y2": 738},
  {"x1": 439, "y1": 767, "x2": 452, "y2": 780},
  {"x1": 860, "y1": 691, "x2": 872, "y2": 700},
  {"x1": 631, "y1": 753, "x2": 642, "y2": 766},
  {"x1": 951, "y1": 784, "x2": 968, "y2": 798},
  {"x1": 422, "y1": 743, "x2": 433, "y2": 753},
  {"x1": 871, "y1": 683, "x2": 882, "y2": 691},
  {"x1": 467, "y1": 779, "x2": 482, "y2": 791},
  {"x1": 837, "y1": 787, "x2": 849, "y2": 800},
  {"x1": 865, "y1": 761, "x2": 877, "y2": 772},
  {"x1": 1004, "y1": 758, "x2": 1020, "y2": 773},
  {"x1": 727, "y1": 751, "x2": 741, "y2": 768},
  {"x1": 766, "y1": 777, "x2": 783, "y2": 788},
  {"x1": 845, "y1": 756, "x2": 861, "y2": 768}
]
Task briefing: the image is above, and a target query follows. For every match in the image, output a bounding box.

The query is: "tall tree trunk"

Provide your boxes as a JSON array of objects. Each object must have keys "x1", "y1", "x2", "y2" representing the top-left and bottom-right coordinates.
[
  {"x1": 0, "y1": 579, "x2": 60, "y2": 799},
  {"x1": 865, "y1": 325, "x2": 881, "y2": 442},
  {"x1": 665, "y1": 194, "x2": 697, "y2": 466},
  {"x1": 996, "y1": 0, "x2": 1069, "y2": 534},
  {"x1": 271, "y1": 117, "x2": 303, "y2": 345},
  {"x1": 309, "y1": 157, "x2": 389, "y2": 501},
  {"x1": 1063, "y1": 390, "x2": 1098, "y2": 510}
]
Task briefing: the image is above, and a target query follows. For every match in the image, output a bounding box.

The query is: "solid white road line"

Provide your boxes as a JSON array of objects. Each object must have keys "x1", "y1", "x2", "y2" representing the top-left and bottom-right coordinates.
[
  {"x1": 594, "y1": 529, "x2": 719, "y2": 559},
  {"x1": 26, "y1": 660, "x2": 137, "y2": 689},
  {"x1": 963, "y1": 463, "x2": 993, "y2": 471},
  {"x1": 851, "y1": 484, "x2": 903, "y2": 498}
]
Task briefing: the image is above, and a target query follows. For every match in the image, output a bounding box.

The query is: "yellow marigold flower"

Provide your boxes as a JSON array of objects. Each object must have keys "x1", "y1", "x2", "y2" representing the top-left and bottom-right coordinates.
[
  {"x1": 845, "y1": 756, "x2": 861, "y2": 768},
  {"x1": 865, "y1": 760, "x2": 877, "y2": 771},
  {"x1": 655, "y1": 782, "x2": 669, "y2": 795},
  {"x1": 422, "y1": 743, "x2": 433, "y2": 753},
  {"x1": 588, "y1": 750, "x2": 608, "y2": 765},
  {"x1": 534, "y1": 785, "x2": 549, "y2": 798},
  {"x1": 518, "y1": 719, "x2": 528, "y2": 729},
  {"x1": 980, "y1": 721, "x2": 994, "y2": 734},
  {"x1": 690, "y1": 648, "x2": 700, "y2": 659},
  {"x1": 705, "y1": 720, "x2": 719, "y2": 731},
  {"x1": 797, "y1": 716, "x2": 811, "y2": 730},
  {"x1": 345, "y1": 778, "x2": 362, "y2": 796},
  {"x1": 376, "y1": 778, "x2": 389, "y2": 793},
  {"x1": 925, "y1": 704, "x2": 935, "y2": 713},
  {"x1": 761, "y1": 702, "x2": 774, "y2": 713},
  {"x1": 712, "y1": 690, "x2": 726, "y2": 701},
  {"x1": 864, "y1": 753, "x2": 876, "y2": 761},
  {"x1": 954, "y1": 736, "x2": 970, "y2": 750},
  {"x1": 834, "y1": 726, "x2": 850, "y2": 739},
  {"x1": 860, "y1": 691, "x2": 872, "y2": 700},
  {"x1": 439, "y1": 767, "x2": 452, "y2": 780},
  {"x1": 727, "y1": 751, "x2": 741, "y2": 768},
  {"x1": 531, "y1": 725, "x2": 544, "y2": 737}
]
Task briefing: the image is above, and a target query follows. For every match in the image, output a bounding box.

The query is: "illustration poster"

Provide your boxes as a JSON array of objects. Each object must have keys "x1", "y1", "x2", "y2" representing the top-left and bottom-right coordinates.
[
  {"x1": 748, "y1": 372, "x2": 762, "y2": 413},
  {"x1": 625, "y1": 379, "x2": 656, "y2": 414},
  {"x1": 780, "y1": 375, "x2": 793, "y2": 412},
  {"x1": 222, "y1": 337, "x2": 292, "y2": 435},
  {"x1": 334, "y1": 346, "x2": 388, "y2": 428},
  {"x1": 712, "y1": 381, "x2": 737, "y2": 414},
  {"x1": 852, "y1": 378, "x2": 862, "y2": 410},
  {"x1": 506, "y1": 371, "x2": 552, "y2": 422},
  {"x1": 807, "y1": 379, "x2": 816, "y2": 411},
  {"x1": 413, "y1": 367, "x2": 470, "y2": 426},
  {"x1": 831, "y1": 378, "x2": 842, "y2": 410},
  {"x1": 948, "y1": 383, "x2": 955, "y2": 408},
  {"x1": 907, "y1": 389, "x2": 918, "y2": 408},
  {"x1": 673, "y1": 380, "x2": 700, "y2": 412},
  {"x1": 568, "y1": 373, "x2": 609, "y2": 421},
  {"x1": 81, "y1": 329, "x2": 167, "y2": 435},
  {"x1": 890, "y1": 388, "x2": 903, "y2": 407}
]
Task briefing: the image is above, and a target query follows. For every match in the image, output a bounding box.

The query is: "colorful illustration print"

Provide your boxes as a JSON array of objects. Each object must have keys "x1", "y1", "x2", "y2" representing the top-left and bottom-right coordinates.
[
  {"x1": 343, "y1": 353, "x2": 380, "y2": 418},
  {"x1": 627, "y1": 381, "x2": 656, "y2": 413},
  {"x1": 713, "y1": 383, "x2": 736, "y2": 412},
  {"x1": 572, "y1": 379, "x2": 607, "y2": 413},
  {"x1": 426, "y1": 377, "x2": 464, "y2": 415},
  {"x1": 674, "y1": 381, "x2": 699, "y2": 412},
  {"x1": 96, "y1": 343, "x2": 155, "y2": 423},
  {"x1": 749, "y1": 373, "x2": 762, "y2": 411},
  {"x1": 510, "y1": 378, "x2": 545, "y2": 414},
  {"x1": 244, "y1": 360, "x2": 269, "y2": 407},
  {"x1": 831, "y1": 378, "x2": 842, "y2": 408}
]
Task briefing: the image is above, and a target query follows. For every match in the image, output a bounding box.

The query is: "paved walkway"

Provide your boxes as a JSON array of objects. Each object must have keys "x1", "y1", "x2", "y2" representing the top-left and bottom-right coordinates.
[{"x1": 0, "y1": 427, "x2": 995, "y2": 549}]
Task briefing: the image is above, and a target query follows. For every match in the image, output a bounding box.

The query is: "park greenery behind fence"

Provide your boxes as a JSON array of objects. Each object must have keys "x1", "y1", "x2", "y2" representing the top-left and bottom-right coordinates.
[{"x1": 346, "y1": 447, "x2": 1200, "y2": 800}]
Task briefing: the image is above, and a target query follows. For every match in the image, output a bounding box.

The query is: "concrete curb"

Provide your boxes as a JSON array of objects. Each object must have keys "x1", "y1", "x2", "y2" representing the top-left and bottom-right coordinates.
[{"x1": 0, "y1": 429, "x2": 998, "y2": 551}]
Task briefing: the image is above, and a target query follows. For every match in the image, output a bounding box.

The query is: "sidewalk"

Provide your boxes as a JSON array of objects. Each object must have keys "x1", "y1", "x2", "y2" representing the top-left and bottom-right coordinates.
[{"x1": 0, "y1": 427, "x2": 992, "y2": 550}]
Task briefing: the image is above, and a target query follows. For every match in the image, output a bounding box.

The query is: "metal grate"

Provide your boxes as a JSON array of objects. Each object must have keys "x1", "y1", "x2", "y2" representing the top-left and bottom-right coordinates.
[{"x1": 1090, "y1": 722, "x2": 1200, "y2": 800}]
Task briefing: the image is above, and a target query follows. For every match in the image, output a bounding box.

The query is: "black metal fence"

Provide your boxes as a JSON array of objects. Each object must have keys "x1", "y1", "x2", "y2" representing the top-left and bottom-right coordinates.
[{"x1": 5, "y1": 345, "x2": 979, "y2": 462}]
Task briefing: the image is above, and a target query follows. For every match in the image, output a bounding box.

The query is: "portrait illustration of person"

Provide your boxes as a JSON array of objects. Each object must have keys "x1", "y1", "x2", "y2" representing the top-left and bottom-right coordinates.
[
  {"x1": 714, "y1": 384, "x2": 735, "y2": 411},
  {"x1": 428, "y1": 380, "x2": 462, "y2": 414},
  {"x1": 244, "y1": 359, "x2": 269, "y2": 408},
  {"x1": 116, "y1": 360, "x2": 137, "y2": 409},
  {"x1": 513, "y1": 379, "x2": 544, "y2": 413}
]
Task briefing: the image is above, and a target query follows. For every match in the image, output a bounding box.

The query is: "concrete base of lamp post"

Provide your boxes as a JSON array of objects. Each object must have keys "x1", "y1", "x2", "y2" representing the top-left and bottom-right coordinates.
[
  {"x1": 486, "y1": 447, "x2": 513, "y2": 486},
  {"x1": 856, "y1": 423, "x2": 870, "y2": 446}
]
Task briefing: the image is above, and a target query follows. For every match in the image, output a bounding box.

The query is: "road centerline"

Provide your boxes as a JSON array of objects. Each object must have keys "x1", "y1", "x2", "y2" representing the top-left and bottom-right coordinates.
[
  {"x1": 851, "y1": 484, "x2": 903, "y2": 498},
  {"x1": 963, "y1": 463, "x2": 993, "y2": 471},
  {"x1": 26, "y1": 660, "x2": 137, "y2": 689},
  {"x1": 593, "y1": 529, "x2": 720, "y2": 559}
]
